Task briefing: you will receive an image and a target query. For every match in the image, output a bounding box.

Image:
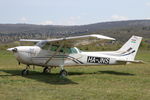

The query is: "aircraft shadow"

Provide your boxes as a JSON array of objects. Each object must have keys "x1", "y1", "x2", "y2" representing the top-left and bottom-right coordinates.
[
  {"x1": 0, "y1": 69, "x2": 78, "y2": 85},
  {"x1": 68, "y1": 70, "x2": 135, "y2": 76},
  {"x1": 96, "y1": 70, "x2": 135, "y2": 76},
  {"x1": 0, "y1": 70, "x2": 134, "y2": 85}
]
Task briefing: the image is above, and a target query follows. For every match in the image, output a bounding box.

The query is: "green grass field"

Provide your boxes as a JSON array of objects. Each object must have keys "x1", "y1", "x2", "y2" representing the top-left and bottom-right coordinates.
[{"x1": 0, "y1": 50, "x2": 150, "y2": 100}]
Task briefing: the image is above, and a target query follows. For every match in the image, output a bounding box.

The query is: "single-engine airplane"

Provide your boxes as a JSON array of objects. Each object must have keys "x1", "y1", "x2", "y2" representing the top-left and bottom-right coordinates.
[{"x1": 7, "y1": 34, "x2": 142, "y2": 76}]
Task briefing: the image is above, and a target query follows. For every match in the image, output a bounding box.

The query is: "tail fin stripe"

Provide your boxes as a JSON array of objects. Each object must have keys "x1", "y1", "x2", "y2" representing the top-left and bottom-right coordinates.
[
  {"x1": 121, "y1": 47, "x2": 133, "y2": 54},
  {"x1": 121, "y1": 50, "x2": 135, "y2": 56}
]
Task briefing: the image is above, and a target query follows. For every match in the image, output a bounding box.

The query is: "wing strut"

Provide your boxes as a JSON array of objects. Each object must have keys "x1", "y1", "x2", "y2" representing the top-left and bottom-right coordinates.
[{"x1": 44, "y1": 41, "x2": 64, "y2": 66}]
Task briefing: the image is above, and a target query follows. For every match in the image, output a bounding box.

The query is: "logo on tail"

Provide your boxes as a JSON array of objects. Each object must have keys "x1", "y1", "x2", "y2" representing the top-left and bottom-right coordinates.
[{"x1": 131, "y1": 39, "x2": 136, "y2": 43}]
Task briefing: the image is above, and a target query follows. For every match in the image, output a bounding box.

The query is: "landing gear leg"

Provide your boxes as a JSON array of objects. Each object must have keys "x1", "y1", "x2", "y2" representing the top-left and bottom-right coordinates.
[
  {"x1": 59, "y1": 65, "x2": 68, "y2": 77},
  {"x1": 21, "y1": 65, "x2": 30, "y2": 76},
  {"x1": 43, "y1": 67, "x2": 51, "y2": 73}
]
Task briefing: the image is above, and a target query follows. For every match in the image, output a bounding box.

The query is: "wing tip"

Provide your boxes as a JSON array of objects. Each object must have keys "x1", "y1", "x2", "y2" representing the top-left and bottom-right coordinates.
[{"x1": 90, "y1": 34, "x2": 116, "y2": 40}]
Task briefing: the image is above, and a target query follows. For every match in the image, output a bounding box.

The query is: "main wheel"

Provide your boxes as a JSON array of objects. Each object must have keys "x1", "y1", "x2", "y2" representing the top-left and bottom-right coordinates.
[
  {"x1": 60, "y1": 70, "x2": 68, "y2": 77},
  {"x1": 43, "y1": 67, "x2": 50, "y2": 73},
  {"x1": 21, "y1": 69, "x2": 29, "y2": 76}
]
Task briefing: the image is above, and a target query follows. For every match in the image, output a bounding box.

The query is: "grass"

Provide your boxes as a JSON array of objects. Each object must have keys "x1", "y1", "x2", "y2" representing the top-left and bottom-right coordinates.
[{"x1": 0, "y1": 50, "x2": 150, "y2": 100}]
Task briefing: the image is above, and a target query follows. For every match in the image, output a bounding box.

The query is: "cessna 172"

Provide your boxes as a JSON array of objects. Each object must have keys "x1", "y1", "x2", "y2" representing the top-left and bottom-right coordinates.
[{"x1": 7, "y1": 34, "x2": 142, "y2": 76}]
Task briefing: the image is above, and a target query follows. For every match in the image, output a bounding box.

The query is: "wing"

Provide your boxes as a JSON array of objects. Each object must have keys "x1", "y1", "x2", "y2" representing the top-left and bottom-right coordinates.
[
  {"x1": 47, "y1": 34, "x2": 115, "y2": 42},
  {"x1": 20, "y1": 34, "x2": 115, "y2": 47},
  {"x1": 20, "y1": 34, "x2": 115, "y2": 42}
]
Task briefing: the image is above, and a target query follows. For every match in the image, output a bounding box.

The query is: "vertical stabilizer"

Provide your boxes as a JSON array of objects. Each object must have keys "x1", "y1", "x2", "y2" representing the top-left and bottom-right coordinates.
[{"x1": 117, "y1": 36, "x2": 142, "y2": 61}]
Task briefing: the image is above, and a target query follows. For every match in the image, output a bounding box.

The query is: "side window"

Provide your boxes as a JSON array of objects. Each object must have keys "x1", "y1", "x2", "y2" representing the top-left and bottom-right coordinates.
[
  {"x1": 49, "y1": 45, "x2": 78, "y2": 54},
  {"x1": 59, "y1": 47, "x2": 78, "y2": 54},
  {"x1": 64, "y1": 48, "x2": 71, "y2": 53},
  {"x1": 51, "y1": 45, "x2": 59, "y2": 51},
  {"x1": 50, "y1": 45, "x2": 65, "y2": 52}
]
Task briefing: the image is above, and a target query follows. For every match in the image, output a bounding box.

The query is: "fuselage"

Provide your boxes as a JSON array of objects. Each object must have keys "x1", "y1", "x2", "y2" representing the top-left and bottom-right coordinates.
[{"x1": 8, "y1": 45, "x2": 125, "y2": 67}]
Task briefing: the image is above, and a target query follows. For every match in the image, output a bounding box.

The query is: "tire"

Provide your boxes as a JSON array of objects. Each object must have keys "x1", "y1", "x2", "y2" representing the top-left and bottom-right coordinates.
[
  {"x1": 60, "y1": 70, "x2": 68, "y2": 77},
  {"x1": 43, "y1": 67, "x2": 50, "y2": 73},
  {"x1": 21, "y1": 69, "x2": 29, "y2": 76}
]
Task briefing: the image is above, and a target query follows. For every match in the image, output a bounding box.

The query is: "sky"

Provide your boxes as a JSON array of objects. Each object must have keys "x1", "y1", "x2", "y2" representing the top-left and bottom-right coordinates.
[{"x1": 0, "y1": 0, "x2": 150, "y2": 25}]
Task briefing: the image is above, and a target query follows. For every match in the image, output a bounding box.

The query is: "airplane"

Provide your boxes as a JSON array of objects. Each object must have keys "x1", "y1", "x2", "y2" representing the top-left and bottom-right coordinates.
[{"x1": 7, "y1": 34, "x2": 143, "y2": 76}]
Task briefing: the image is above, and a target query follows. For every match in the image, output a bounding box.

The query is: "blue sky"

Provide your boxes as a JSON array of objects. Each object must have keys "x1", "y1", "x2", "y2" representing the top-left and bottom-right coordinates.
[{"x1": 0, "y1": 0, "x2": 150, "y2": 25}]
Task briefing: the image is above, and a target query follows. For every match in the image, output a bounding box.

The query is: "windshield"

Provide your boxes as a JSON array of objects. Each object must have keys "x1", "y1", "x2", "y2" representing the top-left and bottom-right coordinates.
[{"x1": 36, "y1": 41, "x2": 48, "y2": 48}]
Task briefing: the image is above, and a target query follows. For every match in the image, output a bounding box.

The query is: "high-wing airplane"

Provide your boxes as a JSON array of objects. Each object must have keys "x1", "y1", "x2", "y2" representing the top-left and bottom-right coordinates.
[{"x1": 7, "y1": 34, "x2": 142, "y2": 76}]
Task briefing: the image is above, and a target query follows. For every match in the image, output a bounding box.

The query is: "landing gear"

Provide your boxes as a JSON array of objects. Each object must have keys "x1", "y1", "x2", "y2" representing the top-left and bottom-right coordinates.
[
  {"x1": 43, "y1": 67, "x2": 51, "y2": 73},
  {"x1": 21, "y1": 69, "x2": 29, "y2": 75},
  {"x1": 21, "y1": 65, "x2": 30, "y2": 76},
  {"x1": 59, "y1": 65, "x2": 68, "y2": 77},
  {"x1": 60, "y1": 69, "x2": 68, "y2": 77}
]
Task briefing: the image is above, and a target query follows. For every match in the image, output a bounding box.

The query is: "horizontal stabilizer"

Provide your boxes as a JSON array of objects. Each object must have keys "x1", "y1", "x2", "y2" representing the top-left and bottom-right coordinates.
[{"x1": 117, "y1": 60, "x2": 144, "y2": 64}]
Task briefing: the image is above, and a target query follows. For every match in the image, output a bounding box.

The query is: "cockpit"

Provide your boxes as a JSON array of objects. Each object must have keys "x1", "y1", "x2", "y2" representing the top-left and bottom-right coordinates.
[{"x1": 36, "y1": 41, "x2": 80, "y2": 54}]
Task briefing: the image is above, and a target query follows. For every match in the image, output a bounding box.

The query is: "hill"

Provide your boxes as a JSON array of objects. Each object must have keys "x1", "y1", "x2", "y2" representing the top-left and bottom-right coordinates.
[{"x1": 0, "y1": 20, "x2": 150, "y2": 43}]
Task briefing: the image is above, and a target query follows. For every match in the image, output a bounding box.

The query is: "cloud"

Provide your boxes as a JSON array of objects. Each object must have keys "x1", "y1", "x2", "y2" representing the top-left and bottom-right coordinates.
[
  {"x1": 145, "y1": 17, "x2": 150, "y2": 20},
  {"x1": 145, "y1": 2, "x2": 150, "y2": 6},
  {"x1": 70, "y1": 16, "x2": 81, "y2": 20},
  {"x1": 40, "y1": 20, "x2": 53, "y2": 25},
  {"x1": 19, "y1": 17, "x2": 29, "y2": 23},
  {"x1": 39, "y1": 16, "x2": 81, "y2": 25},
  {"x1": 111, "y1": 15, "x2": 129, "y2": 21},
  {"x1": 63, "y1": 16, "x2": 81, "y2": 25}
]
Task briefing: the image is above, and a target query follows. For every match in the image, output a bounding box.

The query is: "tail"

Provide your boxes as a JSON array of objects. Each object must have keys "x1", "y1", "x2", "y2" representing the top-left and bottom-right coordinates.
[{"x1": 116, "y1": 35, "x2": 142, "y2": 61}]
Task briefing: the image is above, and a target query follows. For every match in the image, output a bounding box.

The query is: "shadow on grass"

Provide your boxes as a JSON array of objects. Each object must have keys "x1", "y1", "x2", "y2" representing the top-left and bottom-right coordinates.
[
  {"x1": 96, "y1": 70, "x2": 135, "y2": 76},
  {"x1": 0, "y1": 69, "x2": 135, "y2": 84},
  {"x1": 0, "y1": 69, "x2": 78, "y2": 85},
  {"x1": 68, "y1": 70, "x2": 135, "y2": 76}
]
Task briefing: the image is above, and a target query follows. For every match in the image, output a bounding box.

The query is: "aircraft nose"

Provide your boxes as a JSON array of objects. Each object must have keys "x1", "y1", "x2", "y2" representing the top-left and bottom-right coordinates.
[
  {"x1": 7, "y1": 48, "x2": 13, "y2": 51},
  {"x1": 7, "y1": 48, "x2": 18, "y2": 52}
]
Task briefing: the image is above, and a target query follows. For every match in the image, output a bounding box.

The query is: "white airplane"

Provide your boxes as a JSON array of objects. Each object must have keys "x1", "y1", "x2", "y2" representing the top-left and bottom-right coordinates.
[{"x1": 7, "y1": 34, "x2": 142, "y2": 76}]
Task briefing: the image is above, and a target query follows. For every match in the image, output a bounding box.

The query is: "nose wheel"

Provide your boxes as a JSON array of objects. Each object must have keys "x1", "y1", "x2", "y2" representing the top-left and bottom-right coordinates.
[
  {"x1": 43, "y1": 67, "x2": 51, "y2": 73},
  {"x1": 21, "y1": 69, "x2": 29, "y2": 75},
  {"x1": 21, "y1": 65, "x2": 30, "y2": 76}
]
